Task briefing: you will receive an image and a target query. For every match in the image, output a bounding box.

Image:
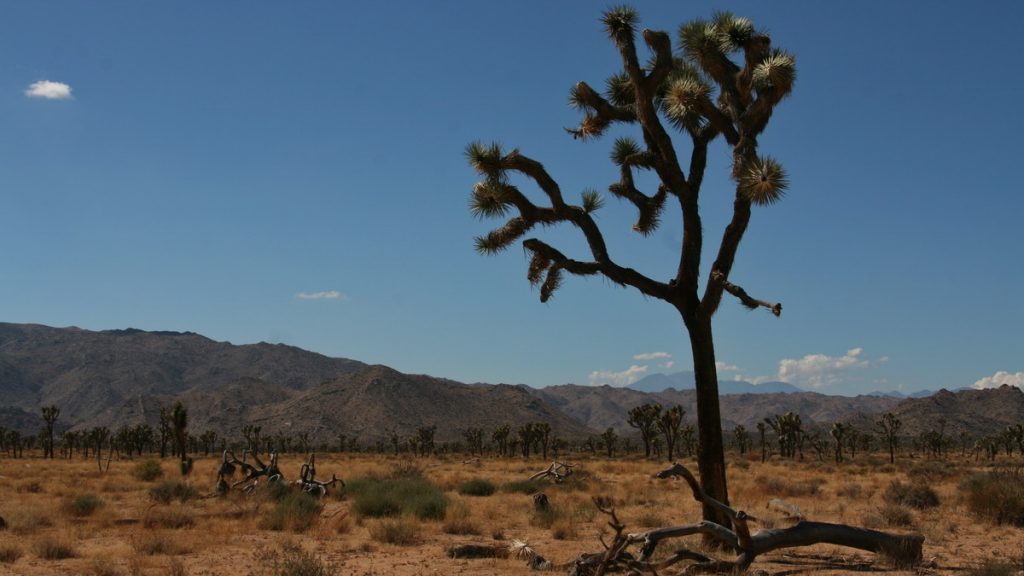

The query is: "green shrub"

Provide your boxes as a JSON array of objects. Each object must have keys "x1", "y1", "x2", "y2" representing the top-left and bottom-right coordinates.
[
  {"x1": 132, "y1": 459, "x2": 164, "y2": 482},
  {"x1": 260, "y1": 492, "x2": 323, "y2": 532},
  {"x1": 148, "y1": 480, "x2": 197, "y2": 505},
  {"x1": 347, "y1": 476, "x2": 448, "y2": 521},
  {"x1": 501, "y1": 478, "x2": 546, "y2": 495},
  {"x1": 907, "y1": 460, "x2": 956, "y2": 482},
  {"x1": 883, "y1": 480, "x2": 939, "y2": 510},
  {"x1": 457, "y1": 478, "x2": 496, "y2": 497},
  {"x1": 65, "y1": 494, "x2": 104, "y2": 517},
  {"x1": 961, "y1": 471, "x2": 1024, "y2": 526}
]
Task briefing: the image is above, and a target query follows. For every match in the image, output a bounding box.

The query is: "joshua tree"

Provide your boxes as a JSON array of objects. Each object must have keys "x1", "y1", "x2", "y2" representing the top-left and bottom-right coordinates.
[
  {"x1": 466, "y1": 7, "x2": 795, "y2": 526},
  {"x1": 462, "y1": 427, "x2": 484, "y2": 456},
  {"x1": 170, "y1": 401, "x2": 192, "y2": 476},
  {"x1": 830, "y1": 422, "x2": 849, "y2": 463},
  {"x1": 40, "y1": 405, "x2": 60, "y2": 459},
  {"x1": 536, "y1": 422, "x2": 552, "y2": 459},
  {"x1": 491, "y1": 424, "x2": 511, "y2": 457},
  {"x1": 602, "y1": 426, "x2": 619, "y2": 458},
  {"x1": 876, "y1": 412, "x2": 901, "y2": 464},
  {"x1": 658, "y1": 405, "x2": 685, "y2": 461},
  {"x1": 756, "y1": 421, "x2": 767, "y2": 462},
  {"x1": 627, "y1": 403, "x2": 662, "y2": 458},
  {"x1": 732, "y1": 424, "x2": 750, "y2": 455}
]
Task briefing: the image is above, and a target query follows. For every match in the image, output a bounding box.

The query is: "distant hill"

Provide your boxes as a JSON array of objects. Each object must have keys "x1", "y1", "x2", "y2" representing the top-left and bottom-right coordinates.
[
  {"x1": 0, "y1": 322, "x2": 366, "y2": 427},
  {"x1": 629, "y1": 370, "x2": 801, "y2": 395},
  {"x1": 533, "y1": 384, "x2": 903, "y2": 434},
  {"x1": 847, "y1": 385, "x2": 1024, "y2": 437},
  {"x1": 2, "y1": 323, "x2": 1020, "y2": 443},
  {"x1": 0, "y1": 323, "x2": 588, "y2": 441}
]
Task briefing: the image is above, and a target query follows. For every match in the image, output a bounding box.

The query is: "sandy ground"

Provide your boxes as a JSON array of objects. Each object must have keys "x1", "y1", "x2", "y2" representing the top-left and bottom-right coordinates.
[{"x1": 0, "y1": 453, "x2": 1021, "y2": 575}]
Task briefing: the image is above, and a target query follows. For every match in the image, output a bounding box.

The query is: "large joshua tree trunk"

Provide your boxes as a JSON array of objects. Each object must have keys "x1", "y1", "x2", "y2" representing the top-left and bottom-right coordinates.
[{"x1": 686, "y1": 314, "x2": 731, "y2": 529}]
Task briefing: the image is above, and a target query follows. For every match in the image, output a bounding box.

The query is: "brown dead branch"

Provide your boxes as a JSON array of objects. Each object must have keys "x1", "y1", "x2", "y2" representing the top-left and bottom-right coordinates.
[{"x1": 529, "y1": 461, "x2": 575, "y2": 483}]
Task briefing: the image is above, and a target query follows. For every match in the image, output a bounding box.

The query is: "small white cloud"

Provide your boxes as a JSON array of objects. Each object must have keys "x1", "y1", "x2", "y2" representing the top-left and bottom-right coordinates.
[
  {"x1": 715, "y1": 361, "x2": 742, "y2": 372},
  {"x1": 973, "y1": 371, "x2": 1024, "y2": 390},
  {"x1": 776, "y1": 347, "x2": 871, "y2": 389},
  {"x1": 25, "y1": 80, "x2": 73, "y2": 100},
  {"x1": 589, "y1": 365, "x2": 648, "y2": 387},
  {"x1": 659, "y1": 361, "x2": 675, "y2": 370},
  {"x1": 633, "y1": 352, "x2": 671, "y2": 361},
  {"x1": 295, "y1": 290, "x2": 346, "y2": 300}
]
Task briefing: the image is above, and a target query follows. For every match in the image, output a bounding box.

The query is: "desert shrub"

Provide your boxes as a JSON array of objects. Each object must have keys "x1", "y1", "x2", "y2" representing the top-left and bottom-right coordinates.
[
  {"x1": 148, "y1": 481, "x2": 197, "y2": 505},
  {"x1": 368, "y1": 518, "x2": 420, "y2": 545},
  {"x1": 16, "y1": 482, "x2": 43, "y2": 493},
  {"x1": 132, "y1": 459, "x2": 164, "y2": 482},
  {"x1": 964, "y1": 560, "x2": 1024, "y2": 576},
  {"x1": 835, "y1": 482, "x2": 862, "y2": 499},
  {"x1": 442, "y1": 502, "x2": 479, "y2": 535},
  {"x1": 457, "y1": 478, "x2": 495, "y2": 496},
  {"x1": 754, "y1": 475, "x2": 824, "y2": 497},
  {"x1": 530, "y1": 504, "x2": 565, "y2": 529},
  {"x1": 501, "y1": 478, "x2": 546, "y2": 495},
  {"x1": 133, "y1": 533, "x2": 185, "y2": 556},
  {"x1": 33, "y1": 536, "x2": 77, "y2": 560},
  {"x1": 143, "y1": 508, "x2": 194, "y2": 529},
  {"x1": 0, "y1": 544, "x2": 22, "y2": 564},
  {"x1": 167, "y1": 557, "x2": 186, "y2": 576},
  {"x1": 879, "y1": 503, "x2": 914, "y2": 527},
  {"x1": 256, "y1": 543, "x2": 335, "y2": 576},
  {"x1": 961, "y1": 471, "x2": 1024, "y2": 526},
  {"x1": 89, "y1": 557, "x2": 121, "y2": 576},
  {"x1": 731, "y1": 459, "x2": 750, "y2": 470},
  {"x1": 907, "y1": 460, "x2": 956, "y2": 482},
  {"x1": 883, "y1": 480, "x2": 939, "y2": 510},
  {"x1": 64, "y1": 494, "x2": 104, "y2": 517},
  {"x1": 7, "y1": 507, "x2": 53, "y2": 534},
  {"x1": 263, "y1": 480, "x2": 295, "y2": 502},
  {"x1": 260, "y1": 492, "x2": 323, "y2": 532},
  {"x1": 347, "y1": 475, "x2": 448, "y2": 520}
]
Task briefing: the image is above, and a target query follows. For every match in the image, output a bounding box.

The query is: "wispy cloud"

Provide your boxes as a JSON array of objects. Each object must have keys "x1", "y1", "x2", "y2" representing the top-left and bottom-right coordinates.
[
  {"x1": 589, "y1": 365, "x2": 648, "y2": 387},
  {"x1": 25, "y1": 80, "x2": 73, "y2": 100},
  {"x1": 633, "y1": 352, "x2": 671, "y2": 361},
  {"x1": 659, "y1": 361, "x2": 675, "y2": 370},
  {"x1": 715, "y1": 361, "x2": 742, "y2": 372},
  {"x1": 775, "y1": 347, "x2": 872, "y2": 389},
  {"x1": 973, "y1": 370, "x2": 1024, "y2": 390},
  {"x1": 295, "y1": 290, "x2": 346, "y2": 301}
]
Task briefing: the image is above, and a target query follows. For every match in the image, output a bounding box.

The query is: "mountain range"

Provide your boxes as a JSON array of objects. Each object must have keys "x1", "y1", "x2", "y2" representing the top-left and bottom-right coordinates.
[{"x1": 1, "y1": 323, "x2": 1021, "y2": 442}]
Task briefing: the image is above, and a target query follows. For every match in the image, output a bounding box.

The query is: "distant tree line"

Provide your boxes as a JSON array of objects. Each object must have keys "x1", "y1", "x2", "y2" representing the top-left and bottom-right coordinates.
[{"x1": 2, "y1": 403, "x2": 1023, "y2": 466}]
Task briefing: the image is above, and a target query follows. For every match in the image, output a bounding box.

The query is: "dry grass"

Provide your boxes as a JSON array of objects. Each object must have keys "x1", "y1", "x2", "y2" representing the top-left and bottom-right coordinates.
[{"x1": 0, "y1": 451, "x2": 1019, "y2": 575}]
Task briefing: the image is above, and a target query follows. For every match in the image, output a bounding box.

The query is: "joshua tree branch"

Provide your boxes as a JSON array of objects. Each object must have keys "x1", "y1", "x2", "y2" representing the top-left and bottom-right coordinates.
[
  {"x1": 709, "y1": 271, "x2": 781, "y2": 316},
  {"x1": 701, "y1": 193, "x2": 752, "y2": 316}
]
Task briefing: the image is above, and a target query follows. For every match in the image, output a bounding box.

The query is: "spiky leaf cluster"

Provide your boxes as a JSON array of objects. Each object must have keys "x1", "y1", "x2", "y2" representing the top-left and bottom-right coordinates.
[
  {"x1": 753, "y1": 49, "x2": 796, "y2": 100},
  {"x1": 633, "y1": 186, "x2": 668, "y2": 235},
  {"x1": 465, "y1": 141, "x2": 505, "y2": 177},
  {"x1": 604, "y1": 73, "x2": 635, "y2": 108},
  {"x1": 602, "y1": 6, "x2": 638, "y2": 43},
  {"x1": 611, "y1": 137, "x2": 642, "y2": 166},
  {"x1": 527, "y1": 250, "x2": 551, "y2": 286},
  {"x1": 738, "y1": 156, "x2": 788, "y2": 206},
  {"x1": 581, "y1": 188, "x2": 604, "y2": 213},
  {"x1": 470, "y1": 179, "x2": 513, "y2": 219},
  {"x1": 539, "y1": 265, "x2": 563, "y2": 302},
  {"x1": 475, "y1": 217, "x2": 532, "y2": 254},
  {"x1": 660, "y1": 62, "x2": 711, "y2": 133},
  {"x1": 712, "y1": 11, "x2": 754, "y2": 53}
]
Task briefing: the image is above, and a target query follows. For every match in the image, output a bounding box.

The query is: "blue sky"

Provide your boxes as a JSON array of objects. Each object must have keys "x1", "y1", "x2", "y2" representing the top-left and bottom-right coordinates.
[{"x1": 2, "y1": 1, "x2": 1021, "y2": 396}]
